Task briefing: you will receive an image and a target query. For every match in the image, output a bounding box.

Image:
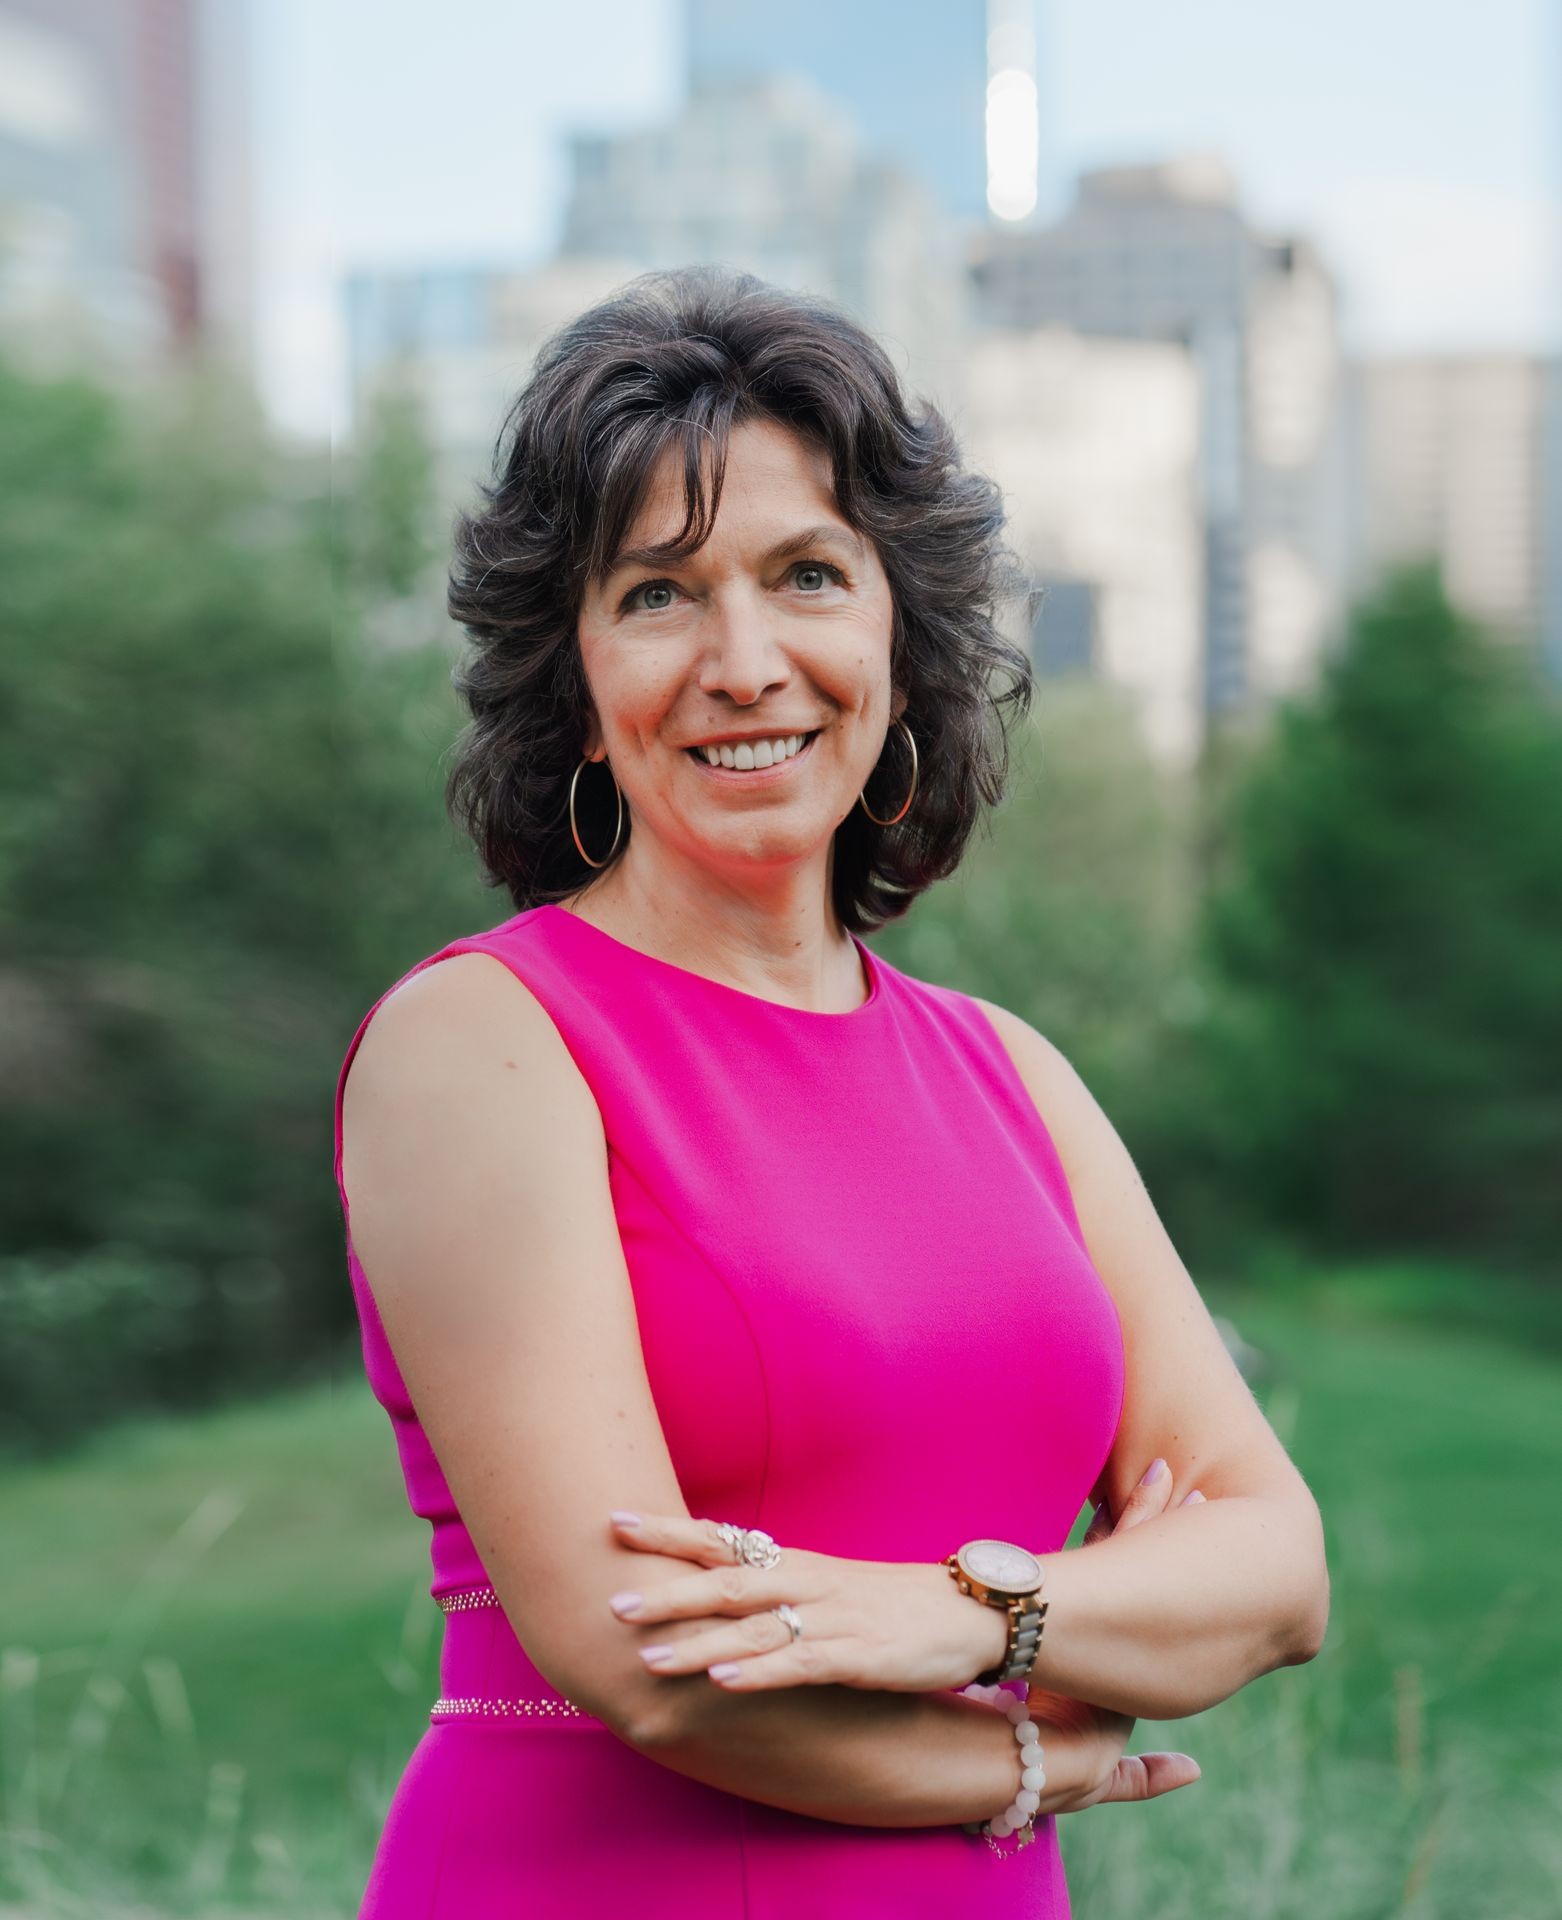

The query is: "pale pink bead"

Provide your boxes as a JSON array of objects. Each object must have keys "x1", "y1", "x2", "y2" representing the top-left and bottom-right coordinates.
[
  {"x1": 1021, "y1": 1765, "x2": 1044, "y2": 1789},
  {"x1": 1013, "y1": 1717, "x2": 1036, "y2": 1739},
  {"x1": 1005, "y1": 1699, "x2": 1029, "y2": 1724},
  {"x1": 1016, "y1": 1789, "x2": 1040, "y2": 1814}
]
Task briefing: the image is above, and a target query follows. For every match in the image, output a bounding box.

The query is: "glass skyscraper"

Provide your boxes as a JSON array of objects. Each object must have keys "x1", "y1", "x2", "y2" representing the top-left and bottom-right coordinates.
[{"x1": 684, "y1": 0, "x2": 990, "y2": 221}]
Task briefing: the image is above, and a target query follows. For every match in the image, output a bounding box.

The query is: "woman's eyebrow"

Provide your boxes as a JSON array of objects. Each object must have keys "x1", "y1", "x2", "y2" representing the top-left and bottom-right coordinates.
[{"x1": 603, "y1": 523, "x2": 867, "y2": 581}]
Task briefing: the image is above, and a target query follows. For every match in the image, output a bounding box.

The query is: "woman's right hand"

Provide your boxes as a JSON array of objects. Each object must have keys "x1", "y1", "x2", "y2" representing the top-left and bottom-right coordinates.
[{"x1": 1023, "y1": 1460, "x2": 1205, "y2": 1813}]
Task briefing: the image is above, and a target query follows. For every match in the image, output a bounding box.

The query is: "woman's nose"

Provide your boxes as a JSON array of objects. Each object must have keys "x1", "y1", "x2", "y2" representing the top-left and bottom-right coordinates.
[{"x1": 697, "y1": 592, "x2": 793, "y2": 703}]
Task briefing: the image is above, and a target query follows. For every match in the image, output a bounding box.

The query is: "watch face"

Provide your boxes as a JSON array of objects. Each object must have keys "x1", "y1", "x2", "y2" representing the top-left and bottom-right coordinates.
[{"x1": 960, "y1": 1540, "x2": 1043, "y2": 1594}]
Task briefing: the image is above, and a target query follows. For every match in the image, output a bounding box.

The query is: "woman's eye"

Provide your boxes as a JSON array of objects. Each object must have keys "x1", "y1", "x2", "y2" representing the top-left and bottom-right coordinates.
[
  {"x1": 793, "y1": 562, "x2": 842, "y2": 593},
  {"x1": 629, "y1": 581, "x2": 677, "y2": 612}
]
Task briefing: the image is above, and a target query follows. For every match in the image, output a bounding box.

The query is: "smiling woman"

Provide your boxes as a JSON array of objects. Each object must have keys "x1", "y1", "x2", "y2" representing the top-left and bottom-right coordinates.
[
  {"x1": 563, "y1": 412, "x2": 913, "y2": 898},
  {"x1": 440, "y1": 267, "x2": 1031, "y2": 930},
  {"x1": 333, "y1": 266, "x2": 1325, "y2": 1919}
]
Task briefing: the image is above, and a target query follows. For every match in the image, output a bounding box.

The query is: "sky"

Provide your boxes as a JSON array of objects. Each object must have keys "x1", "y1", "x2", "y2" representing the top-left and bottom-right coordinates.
[{"x1": 248, "y1": 0, "x2": 1560, "y2": 440}]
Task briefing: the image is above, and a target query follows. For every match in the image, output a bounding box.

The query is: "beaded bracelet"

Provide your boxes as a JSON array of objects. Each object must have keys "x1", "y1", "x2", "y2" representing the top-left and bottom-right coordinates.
[{"x1": 957, "y1": 1683, "x2": 1045, "y2": 1855}]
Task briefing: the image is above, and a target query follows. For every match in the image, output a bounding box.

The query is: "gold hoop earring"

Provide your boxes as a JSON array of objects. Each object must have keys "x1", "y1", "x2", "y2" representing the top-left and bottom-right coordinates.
[
  {"x1": 569, "y1": 756, "x2": 625, "y2": 869},
  {"x1": 857, "y1": 716, "x2": 918, "y2": 827}
]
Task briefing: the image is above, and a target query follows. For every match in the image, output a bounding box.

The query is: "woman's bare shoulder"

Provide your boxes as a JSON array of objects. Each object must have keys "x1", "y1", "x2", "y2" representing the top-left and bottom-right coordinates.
[
  {"x1": 966, "y1": 995, "x2": 1086, "y2": 1117},
  {"x1": 348, "y1": 949, "x2": 581, "y2": 1098},
  {"x1": 339, "y1": 949, "x2": 604, "y2": 1223}
]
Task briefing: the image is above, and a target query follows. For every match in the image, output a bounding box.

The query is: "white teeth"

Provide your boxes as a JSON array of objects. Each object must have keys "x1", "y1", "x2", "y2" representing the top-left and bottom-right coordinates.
[{"x1": 697, "y1": 733, "x2": 810, "y2": 769}]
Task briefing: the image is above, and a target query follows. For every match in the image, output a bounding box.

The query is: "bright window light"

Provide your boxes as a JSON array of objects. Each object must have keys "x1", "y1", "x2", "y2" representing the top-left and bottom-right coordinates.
[{"x1": 986, "y1": 68, "x2": 1038, "y2": 222}]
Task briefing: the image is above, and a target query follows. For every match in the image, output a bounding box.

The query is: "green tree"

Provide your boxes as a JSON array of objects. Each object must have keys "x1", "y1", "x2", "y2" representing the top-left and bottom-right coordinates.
[
  {"x1": 336, "y1": 373, "x2": 440, "y2": 601},
  {"x1": 1191, "y1": 562, "x2": 1562, "y2": 1269},
  {"x1": 0, "y1": 350, "x2": 483, "y2": 1452}
]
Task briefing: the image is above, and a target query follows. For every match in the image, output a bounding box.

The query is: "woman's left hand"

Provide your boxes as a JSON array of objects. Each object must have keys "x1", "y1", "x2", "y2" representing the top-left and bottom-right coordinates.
[{"x1": 604, "y1": 1513, "x2": 1009, "y2": 1695}]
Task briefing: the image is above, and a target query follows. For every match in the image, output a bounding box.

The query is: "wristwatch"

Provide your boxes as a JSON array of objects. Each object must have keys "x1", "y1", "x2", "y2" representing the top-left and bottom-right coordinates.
[{"x1": 943, "y1": 1539, "x2": 1048, "y2": 1684}]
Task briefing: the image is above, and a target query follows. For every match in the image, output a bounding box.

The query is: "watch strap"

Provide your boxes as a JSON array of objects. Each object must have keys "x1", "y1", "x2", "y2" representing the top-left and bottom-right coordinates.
[
  {"x1": 974, "y1": 1592, "x2": 1048, "y2": 1684},
  {"x1": 944, "y1": 1552, "x2": 1049, "y2": 1684}
]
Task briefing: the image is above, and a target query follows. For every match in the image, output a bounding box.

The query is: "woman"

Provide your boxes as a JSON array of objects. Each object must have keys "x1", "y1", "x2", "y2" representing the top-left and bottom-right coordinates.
[{"x1": 333, "y1": 267, "x2": 1329, "y2": 1918}]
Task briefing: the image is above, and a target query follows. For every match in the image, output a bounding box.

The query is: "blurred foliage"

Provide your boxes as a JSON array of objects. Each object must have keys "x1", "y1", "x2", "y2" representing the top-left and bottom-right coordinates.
[
  {"x1": 0, "y1": 1246, "x2": 208, "y2": 1454},
  {"x1": 1188, "y1": 564, "x2": 1562, "y2": 1271},
  {"x1": 337, "y1": 375, "x2": 441, "y2": 602},
  {"x1": 1, "y1": 348, "x2": 1556, "y2": 1459},
  {"x1": 0, "y1": 352, "x2": 484, "y2": 1454}
]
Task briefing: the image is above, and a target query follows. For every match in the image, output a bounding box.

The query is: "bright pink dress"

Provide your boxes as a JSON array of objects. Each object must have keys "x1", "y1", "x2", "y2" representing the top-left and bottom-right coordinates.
[{"x1": 331, "y1": 903, "x2": 1125, "y2": 1917}]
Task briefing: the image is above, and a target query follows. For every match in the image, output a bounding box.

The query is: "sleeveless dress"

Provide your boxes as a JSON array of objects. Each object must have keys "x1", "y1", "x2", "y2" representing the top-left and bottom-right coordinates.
[{"x1": 331, "y1": 903, "x2": 1125, "y2": 1918}]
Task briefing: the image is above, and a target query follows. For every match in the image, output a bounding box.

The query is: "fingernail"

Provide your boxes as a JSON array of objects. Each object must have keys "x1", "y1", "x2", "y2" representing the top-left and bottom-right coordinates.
[
  {"x1": 609, "y1": 1591, "x2": 644, "y2": 1616},
  {"x1": 640, "y1": 1645, "x2": 673, "y2": 1664},
  {"x1": 611, "y1": 1511, "x2": 642, "y2": 1528},
  {"x1": 1140, "y1": 1458, "x2": 1166, "y2": 1486},
  {"x1": 1182, "y1": 1489, "x2": 1206, "y2": 1506},
  {"x1": 708, "y1": 1663, "x2": 742, "y2": 1681}
]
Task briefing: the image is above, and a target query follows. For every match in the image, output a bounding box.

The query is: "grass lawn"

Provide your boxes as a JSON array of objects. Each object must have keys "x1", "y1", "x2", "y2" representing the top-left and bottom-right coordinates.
[{"x1": 1, "y1": 1278, "x2": 1557, "y2": 1916}]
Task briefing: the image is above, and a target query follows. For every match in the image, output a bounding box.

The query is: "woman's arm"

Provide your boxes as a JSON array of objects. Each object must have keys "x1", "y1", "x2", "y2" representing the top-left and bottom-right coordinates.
[
  {"x1": 972, "y1": 998, "x2": 1331, "y2": 1724},
  {"x1": 628, "y1": 1673, "x2": 1187, "y2": 1827},
  {"x1": 638, "y1": 1682, "x2": 1037, "y2": 1827},
  {"x1": 1025, "y1": 1483, "x2": 1326, "y2": 1721}
]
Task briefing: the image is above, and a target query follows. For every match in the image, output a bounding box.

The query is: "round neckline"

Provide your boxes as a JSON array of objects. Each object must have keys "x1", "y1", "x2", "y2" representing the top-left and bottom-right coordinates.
[{"x1": 538, "y1": 903, "x2": 886, "y2": 1020}]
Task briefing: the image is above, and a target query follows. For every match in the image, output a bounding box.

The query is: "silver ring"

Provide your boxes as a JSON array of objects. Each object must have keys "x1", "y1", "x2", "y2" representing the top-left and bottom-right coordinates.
[
  {"x1": 714, "y1": 1521, "x2": 783, "y2": 1569},
  {"x1": 773, "y1": 1602, "x2": 803, "y2": 1643}
]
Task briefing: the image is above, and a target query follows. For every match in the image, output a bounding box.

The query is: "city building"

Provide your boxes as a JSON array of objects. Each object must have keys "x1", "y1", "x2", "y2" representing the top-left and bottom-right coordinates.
[
  {"x1": 0, "y1": 0, "x2": 253, "y2": 377},
  {"x1": 684, "y1": 0, "x2": 989, "y2": 222},
  {"x1": 1345, "y1": 352, "x2": 1552, "y2": 646},
  {"x1": 969, "y1": 155, "x2": 1350, "y2": 721},
  {"x1": 961, "y1": 328, "x2": 1206, "y2": 769},
  {"x1": 343, "y1": 256, "x2": 640, "y2": 505}
]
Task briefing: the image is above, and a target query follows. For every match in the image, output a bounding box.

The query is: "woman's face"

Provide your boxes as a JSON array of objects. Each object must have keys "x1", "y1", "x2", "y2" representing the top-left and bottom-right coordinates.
[{"x1": 575, "y1": 417, "x2": 901, "y2": 886}]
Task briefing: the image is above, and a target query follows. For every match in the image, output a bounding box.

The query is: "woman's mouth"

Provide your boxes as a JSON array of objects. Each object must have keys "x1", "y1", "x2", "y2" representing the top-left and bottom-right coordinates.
[{"x1": 685, "y1": 730, "x2": 820, "y2": 779}]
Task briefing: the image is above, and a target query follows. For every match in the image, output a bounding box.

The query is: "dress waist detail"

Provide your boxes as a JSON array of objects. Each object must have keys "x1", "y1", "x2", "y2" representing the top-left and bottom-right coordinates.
[{"x1": 431, "y1": 1585, "x2": 609, "y2": 1729}]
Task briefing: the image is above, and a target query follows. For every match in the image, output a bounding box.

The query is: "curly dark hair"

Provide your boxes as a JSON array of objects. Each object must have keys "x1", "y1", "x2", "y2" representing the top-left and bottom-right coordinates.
[{"x1": 444, "y1": 265, "x2": 1033, "y2": 934}]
